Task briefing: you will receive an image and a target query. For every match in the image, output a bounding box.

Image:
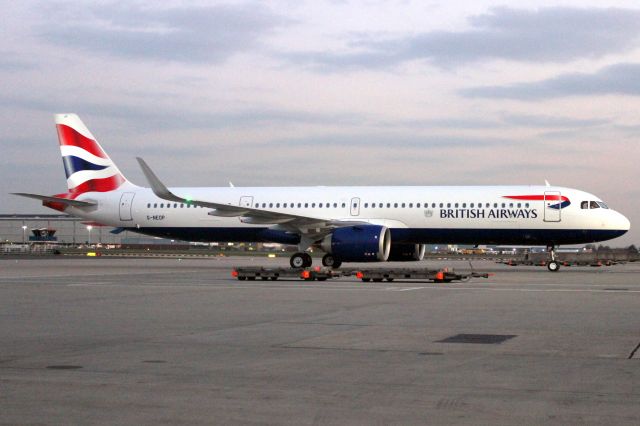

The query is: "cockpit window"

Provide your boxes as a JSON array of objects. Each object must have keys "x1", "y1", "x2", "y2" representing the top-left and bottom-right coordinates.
[
  {"x1": 589, "y1": 201, "x2": 600, "y2": 209},
  {"x1": 581, "y1": 201, "x2": 588, "y2": 209},
  {"x1": 597, "y1": 201, "x2": 609, "y2": 209}
]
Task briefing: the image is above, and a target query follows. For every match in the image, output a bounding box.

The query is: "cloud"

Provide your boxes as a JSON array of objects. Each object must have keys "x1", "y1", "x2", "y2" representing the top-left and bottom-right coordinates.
[
  {"x1": 284, "y1": 7, "x2": 640, "y2": 70},
  {"x1": 500, "y1": 113, "x2": 609, "y2": 128},
  {"x1": 461, "y1": 63, "x2": 640, "y2": 100},
  {"x1": 39, "y1": 2, "x2": 289, "y2": 63},
  {"x1": 0, "y1": 93, "x2": 365, "y2": 133},
  {"x1": 0, "y1": 51, "x2": 33, "y2": 71},
  {"x1": 261, "y1": 132, "x2": 514, "y2": 149}
]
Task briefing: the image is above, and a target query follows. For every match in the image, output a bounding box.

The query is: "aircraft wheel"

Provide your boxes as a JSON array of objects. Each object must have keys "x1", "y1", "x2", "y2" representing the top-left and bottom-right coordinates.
[
  {"x1": 547, "y1": 261, "x2": 560, "y2": 272},
  {"x1": 290, "y1": 253, "x2": 307, "y2": 268},
  {"x1": 322, "y1": 254, "x2": 342, "y2": 269},
  {"x1": 302, "y1": 253, "x2": 313, "y2": 267}
]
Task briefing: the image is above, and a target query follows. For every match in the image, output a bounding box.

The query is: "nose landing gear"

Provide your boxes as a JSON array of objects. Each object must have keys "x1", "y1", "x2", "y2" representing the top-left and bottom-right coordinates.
[{"x1": 547, "y1": 245, "x2": 560, "y2": 272}]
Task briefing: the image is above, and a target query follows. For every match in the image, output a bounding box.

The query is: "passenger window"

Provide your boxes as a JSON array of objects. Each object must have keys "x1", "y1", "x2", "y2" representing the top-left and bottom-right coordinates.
[
  {"x1": 416, "y1": 203, "x2": 420, "y2": 208},
  {"x1": 590, "y1": 201, "x2": 599, "y2": 209},
  {"x1": 305, "y1": 203, "x2": 309, "y2": 208},
  {"x1": 364, "y1": 203, "x2": 368, "y2": 208},
  {"x1": 333, "y1": 203, "x2": 338, "y2": 208},
  {"x1": 387, "y1": 203, "x2": 391, "y2": 208},
  {"x1": 439, "y1": 203, "x2": 443, "y2": 208},
  {"x1": 509, "y1": 203, "x2": 513, "y2": 208},
  {"x1": 394, "y1": 203, "x2": 398, "y2": 208},
  {"x1": 319, "y1": 203, "x2": 323, "y2": 208},
  {"x1": 447, "y1": 203, "x2": 451, "y2": 208},
  {"x1": 341, "y1": 203, "x2": 346, "y2": 208},
  {"x1": 180, "y1": 204, "x2": 184, "y2": 208},
  {"x1": 401, "y1": 203, "x2": 405, "y2": 208},
  {"x1": 432, "y1": 203, "x2": 436, "y2": 208},
  {"x1": 470, "y1": 203, "x2": 473, "y2": 208},
  {"x1": 525, "y1": 203, "x2": 529, "y2": 208}
]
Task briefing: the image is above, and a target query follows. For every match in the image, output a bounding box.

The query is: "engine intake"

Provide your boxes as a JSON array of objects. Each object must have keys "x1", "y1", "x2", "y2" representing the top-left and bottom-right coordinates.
[
  {"x1": 321, "y1": 225, "x2": 391, "y2": 262},
  {"x1": 388, "y1": 244, "x2": 426, "y2": 261}
]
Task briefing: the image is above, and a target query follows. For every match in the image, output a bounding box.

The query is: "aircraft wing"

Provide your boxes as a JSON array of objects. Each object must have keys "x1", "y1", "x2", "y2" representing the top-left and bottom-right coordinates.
[
  {"x1": 12, "y1": 192, "x2": 97, "y2": 207},
  {"x1": 136, "y1": 158, "x2": 367, "y2": 243}
]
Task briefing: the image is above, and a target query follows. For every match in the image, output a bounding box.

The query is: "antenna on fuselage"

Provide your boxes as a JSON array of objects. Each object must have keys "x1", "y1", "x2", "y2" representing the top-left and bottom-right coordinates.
[{"x1": 545, "y1": 180, "x2": 551, "y2": 187}]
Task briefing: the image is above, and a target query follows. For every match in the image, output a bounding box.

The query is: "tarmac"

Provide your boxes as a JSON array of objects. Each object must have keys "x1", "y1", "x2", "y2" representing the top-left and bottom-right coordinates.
[{"x1": 1, "y1": 256, "x2": 639, "y2": 425}]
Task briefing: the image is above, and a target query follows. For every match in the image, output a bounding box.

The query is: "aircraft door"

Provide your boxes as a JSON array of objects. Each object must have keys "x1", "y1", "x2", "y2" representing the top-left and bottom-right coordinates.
[
  {"x1": 239, "y1": 196, "x2": 254, "y2": 208},
  {"x1": 544, "y1": 191, "x2": 561, "y2": 222},
  {"x1": 350, "y1": 197, "x2": 361, "y2": 216},
  {"x1": 119, "y1": 192, "x2": 135, "y2": 221}
]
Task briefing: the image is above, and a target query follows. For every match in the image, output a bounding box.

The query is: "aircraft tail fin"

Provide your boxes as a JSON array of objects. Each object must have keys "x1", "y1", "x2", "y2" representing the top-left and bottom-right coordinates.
[{"x1": 55, "y1": 113, "x2": 133, "y2": 195}]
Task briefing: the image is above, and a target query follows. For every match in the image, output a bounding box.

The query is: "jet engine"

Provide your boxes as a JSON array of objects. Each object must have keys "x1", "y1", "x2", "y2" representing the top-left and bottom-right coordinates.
[
  {"x1": 387, "y1": 243, "x2": 426, "y2": 261},
  {"x1": 321, "y1": 225, "x2": 391, "y2": 262}
]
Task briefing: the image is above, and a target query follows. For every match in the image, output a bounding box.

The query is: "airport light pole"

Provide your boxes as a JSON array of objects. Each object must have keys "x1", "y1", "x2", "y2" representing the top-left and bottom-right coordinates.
[
  {"x1": 87, "y1": 225, "x2": 92, "y2": 246},
  {"x1": 21, "y1": 225, "x2": 27, "y2": 244}
]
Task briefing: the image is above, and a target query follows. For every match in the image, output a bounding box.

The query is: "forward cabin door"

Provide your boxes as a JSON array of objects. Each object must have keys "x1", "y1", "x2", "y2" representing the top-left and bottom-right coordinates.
[
  {"x1": 119, "y1": 192, "x2": 135, "y2": 221},
  {"x1": 544, "y1": 191, "x2": 562, "y2": 222},
  {"x1": 239, "y1": 196, "x2": 254, "y2": 208},
  {"x1": 350, "y1": 197, "x2": 361, "y2": 216}
]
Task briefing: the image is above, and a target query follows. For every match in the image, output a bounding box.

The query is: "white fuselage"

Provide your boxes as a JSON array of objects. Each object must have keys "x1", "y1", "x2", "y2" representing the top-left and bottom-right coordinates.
[{"x1": 65, "y1": 184, "x2": 630, "y2": 246}]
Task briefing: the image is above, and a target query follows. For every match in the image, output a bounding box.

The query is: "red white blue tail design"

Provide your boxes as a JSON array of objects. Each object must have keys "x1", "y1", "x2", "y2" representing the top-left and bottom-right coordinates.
[{"x1": 55, "y1": 114, "x2": 129, "y2": 196}]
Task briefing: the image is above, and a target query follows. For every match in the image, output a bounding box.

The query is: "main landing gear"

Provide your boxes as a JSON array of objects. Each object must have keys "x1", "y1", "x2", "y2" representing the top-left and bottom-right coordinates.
[
  {"x1": 289, "y1": 253, "x2": 343, "y2": 269},
  {"x1": 547, "y1": 245, "x2": 560, "y2": 272},
  {"x1": 321, "y1": 254, "x2": 342, "y2": 269},
  {"x1": 290, "y1": 252, "x2": 312, "y2": 268}
]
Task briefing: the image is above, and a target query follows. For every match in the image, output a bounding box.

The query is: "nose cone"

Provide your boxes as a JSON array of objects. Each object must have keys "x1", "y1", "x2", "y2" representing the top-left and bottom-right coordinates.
[
  {"x1": 614, "y1": 211, "x2": 631, "y2": 234},
  {"x1": 620, "y1": 212, "x2": 631, "y2": 231}
]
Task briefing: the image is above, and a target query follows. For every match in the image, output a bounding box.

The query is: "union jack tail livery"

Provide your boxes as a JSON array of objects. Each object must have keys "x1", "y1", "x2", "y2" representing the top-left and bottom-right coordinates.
[{"x1": 55, "y1": 113, "x2": 132, "y2": 195}]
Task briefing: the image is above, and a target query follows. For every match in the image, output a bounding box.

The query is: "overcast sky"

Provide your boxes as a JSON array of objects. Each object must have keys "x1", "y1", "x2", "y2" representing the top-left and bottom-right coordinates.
[{"x1": 1, "y1": 0, "x2": 638, "y2": 245}]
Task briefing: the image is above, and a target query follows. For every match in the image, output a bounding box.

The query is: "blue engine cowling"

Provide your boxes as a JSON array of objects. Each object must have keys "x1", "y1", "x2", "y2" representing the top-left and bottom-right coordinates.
[
  {"x1": 321, "y1": 225, "x2": 391, "y2": 262},
  {"x1": 388, "y1": 244, "x2": 426, "y2": 261}
]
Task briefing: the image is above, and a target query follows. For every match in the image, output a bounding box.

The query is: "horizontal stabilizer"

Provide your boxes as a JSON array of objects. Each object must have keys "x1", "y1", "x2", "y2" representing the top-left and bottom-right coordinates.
[{"x1": 12, "y1": 193, "x2": 96, "y2": 207}]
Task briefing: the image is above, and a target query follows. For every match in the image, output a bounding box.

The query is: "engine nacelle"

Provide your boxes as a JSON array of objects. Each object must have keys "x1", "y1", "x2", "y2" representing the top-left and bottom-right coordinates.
[
  {"x1": 321, "y1": 225, "x2": 391, "y2": 262},
  {"x1": 388, "y1": 243, "x2": 426, "y2": 261}
]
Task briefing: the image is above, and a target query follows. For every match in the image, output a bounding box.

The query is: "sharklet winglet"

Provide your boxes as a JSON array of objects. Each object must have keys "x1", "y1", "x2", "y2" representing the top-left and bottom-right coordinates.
[{"x1": 135, "y1": 157, "x2": 184, "y2": 203}]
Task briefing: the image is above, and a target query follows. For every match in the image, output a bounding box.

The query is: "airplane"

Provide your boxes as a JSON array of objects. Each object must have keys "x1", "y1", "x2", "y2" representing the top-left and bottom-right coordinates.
[{"x1": 13, "y1": 114, "x2": 631, "y2": 272}]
